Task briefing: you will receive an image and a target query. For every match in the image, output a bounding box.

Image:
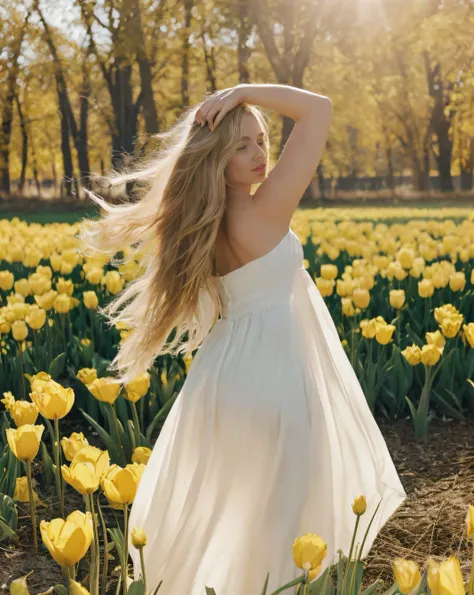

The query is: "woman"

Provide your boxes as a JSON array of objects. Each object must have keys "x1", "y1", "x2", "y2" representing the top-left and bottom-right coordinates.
[{"x1": 79, "y1": 84, "x2": 406, "y2": 594}]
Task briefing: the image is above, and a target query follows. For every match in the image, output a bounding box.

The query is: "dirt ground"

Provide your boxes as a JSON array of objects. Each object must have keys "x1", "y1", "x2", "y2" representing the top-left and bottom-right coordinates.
[{"x1": 1, "y1": 416, "x2": 473, "y2": 594}]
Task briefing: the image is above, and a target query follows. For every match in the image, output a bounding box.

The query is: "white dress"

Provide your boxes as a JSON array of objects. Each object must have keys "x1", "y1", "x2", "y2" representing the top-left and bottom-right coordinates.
[{"x1": 128, "y1": 227, "x2": 407, "y2": 594}]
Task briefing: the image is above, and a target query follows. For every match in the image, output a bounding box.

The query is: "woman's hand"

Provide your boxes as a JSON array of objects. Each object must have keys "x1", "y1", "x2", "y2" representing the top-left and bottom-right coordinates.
[{"x1": 194, "y1": 85, "x2": 246, "y2": 132}]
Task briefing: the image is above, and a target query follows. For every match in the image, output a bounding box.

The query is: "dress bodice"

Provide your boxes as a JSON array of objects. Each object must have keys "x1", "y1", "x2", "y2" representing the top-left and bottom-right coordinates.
[{"x1": 212, "y1": 228, "x2": 305, "y2": 320}]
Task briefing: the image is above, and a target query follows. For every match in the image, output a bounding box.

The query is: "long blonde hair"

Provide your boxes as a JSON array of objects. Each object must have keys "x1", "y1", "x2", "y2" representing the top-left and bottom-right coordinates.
[{"x1": 77, "y1": 93, "x2": 270, "y2": 385}]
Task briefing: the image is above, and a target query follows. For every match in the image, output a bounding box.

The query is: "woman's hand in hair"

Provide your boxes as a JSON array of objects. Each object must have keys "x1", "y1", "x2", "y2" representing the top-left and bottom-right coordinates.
[{"x1": 194, "y1": 86, "x2": 246, "y2": 132}]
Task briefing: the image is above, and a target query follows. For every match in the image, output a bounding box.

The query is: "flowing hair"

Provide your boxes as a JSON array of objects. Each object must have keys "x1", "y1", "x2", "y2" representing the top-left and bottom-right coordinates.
[{"x1": 77, "y1": 92, "x2": 270, "y2": 385}]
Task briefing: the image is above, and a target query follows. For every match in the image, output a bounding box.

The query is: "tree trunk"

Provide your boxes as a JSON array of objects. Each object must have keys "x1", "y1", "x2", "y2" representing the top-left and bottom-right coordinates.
[
  {"x1": 423, "y1": 51, "x2": 454, "y2": 192},
  {"x1": 0, "y1": 13, "x2": 30, "y2": 197}
]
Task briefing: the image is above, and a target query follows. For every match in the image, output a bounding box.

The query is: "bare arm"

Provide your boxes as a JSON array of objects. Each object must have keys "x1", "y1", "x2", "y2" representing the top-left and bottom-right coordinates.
[
  {"x1": 238, "y1": 84, "x2": 332, "y2": 232},
  {"x1": 238, "y1": 83, "x2": 331, "y2": 121}
]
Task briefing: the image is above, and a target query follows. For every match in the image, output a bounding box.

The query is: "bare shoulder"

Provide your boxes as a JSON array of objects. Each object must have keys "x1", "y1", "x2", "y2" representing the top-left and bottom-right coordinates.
[{"x1": 214, "y1": 208, "x2": 290, "y2": 275}]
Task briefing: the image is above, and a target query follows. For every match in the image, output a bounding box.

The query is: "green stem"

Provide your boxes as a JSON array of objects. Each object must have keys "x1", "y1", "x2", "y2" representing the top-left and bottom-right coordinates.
[
  {"x1": 85, "y1": 495, "x2": 97, "y2": 594},
  {"x1": 139, "y1": 547, "x2": 147, "y2": 593},
  {"x1": 89, "y1": 493, "x2": 100, "y2": 595},
  {"x1": 342, "y1": 515, "x2": 360, "y2": 593},
  {"x1": 54, "y1": 418, "x2": 65, "y2": 517},
  {"x1": 122, "y1": 504, "x2": 129, "y2": 595},
  {"x1": 25, "y1": 460, "x2": 38, "y2": 553},
  {"x1": 97, "y1": 495, "x2": 109, "y2": 595},
  {"x1": 130, "y1": 401, "x2": 141, "y2": 447}
]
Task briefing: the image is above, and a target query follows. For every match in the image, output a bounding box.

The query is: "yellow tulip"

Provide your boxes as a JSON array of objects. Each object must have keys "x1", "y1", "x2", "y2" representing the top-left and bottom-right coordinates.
[
  {"x1": 292, "y1": 532, "x2": 328, "y2": 572},
  {"x1": 70, "y1": 445, "x2": 110, "y2": 476},
  {"x1": 76, "y1": 367, "x2": 98, "y2": 385},
  {"x1": 61, "y1": 462, "x2": 101, "y2": 495},
  {"x1": 25, "y1": 308, "x2": 46, "y2": 330},
  {"x1": 434, "y1": 304, "x2": 460, "y2": 325},
  {"x1": 462, "y1": 324, "x2": 474, "y2": 349},
  {"x1": 34, "y1": 290, "x2": 57, "y2": 310},
  {"x1": 124, "y1": 372, "x2": 151, "y2": 403},
  {"x1": 389, "y1": 289, "x2": 405, "y2": 309},
  {"x1": 397, "y1": 248, "x2": 415, "y2": 270},
  {"x1": 53, "y1": 293, "x2": 71, "y2": 314},
  {"x1": 12, "y1": 320, "x2": 28, "y2": 341},
  {"x1": 0, "y1": 270, "x2": 14, "y2": 291},
  {"x1": 351, "y1": 288, "x2": 370, "y2": 309},
  {"x1": 132, "y1": 446, "x2": 152, "y2": 465},
  {"x1": 320, "y1": 264, "x2": 338, "y2": 280},
  {"x1": 392, "y1": 558, "x2": 421, "y2": 594},
  {"x1": 375, "y1": 324, "x2": 396, "y2": 346},
  {"x1": 438, "y1": 556, "x2": 465, "y2": 595},
  {"x1": 425, "y1": 331, "x2": 446, "y2": 351},
  {"x1": 418, "y1": 278, "x2": 434, "y2": 298},
  {"x1": 70, "y1": 580, "x2": 91, "y2": 594},
  {"x1": 315, "y1": 278, "x2": 335, "y2": 297},
  {"x1": 341, "y1": 297, "x2": 355, "y2": 317},
  {"x1": 87, "y1": 377, "x2": 121, "y2": 404},
  {"x1": 30, "y1": 381, "x2": 75, "y2": 420},
  {"x1": 83, "y1": 291, "x2": 98, "y2": 310},
  {"x1": 131, "y1": 526, "x2": 147, "y2": 548},
  {"x1": 466, "y1": 505, "x2": 474, "y2": 540},
  {"x1": 40, "y1": 510, "x2": 93, "y2": 566},
  {"x1": 449, "y1": 272, "x2": 466, "y2": 292},
  {"x1": 14, "y1": 476, "x2": 39, "y2": 503},
  {"x1": 1, "y1": 391, "x2": 15, "y2": 410},
  {"x1": 102, "y1": 270, "x2": 124, "y2": 294},
  {"x1": 402, "y1": 345, "x2": 422, "y2": 366},
  {"x1": 352, "y1": 495, "x2": 367, "y2": 516},
  {"x1": 9, "y1": 400, "x2": 39, "y2": 426},
  {"x1": 28, "y1": 371, "x2": 52, "y2": 392},
  {"x1": 100, "y1": 463, "x2": 141, "y2": 505},
  {"x1": 440, "y1": 316, "x2": 463, "y2": 339},
  {"x1": 60, "y1": 432, "x2": 89, "y2": 462},
  {"x1": 6, "y1": 425, "x2": 44, "y2": 462},
  {"x1": 427, "y1": 559, "x2": 440, "y2": 595},
  {"x1": 420, "y1": 344, "x2": 442, "y2": 367}
]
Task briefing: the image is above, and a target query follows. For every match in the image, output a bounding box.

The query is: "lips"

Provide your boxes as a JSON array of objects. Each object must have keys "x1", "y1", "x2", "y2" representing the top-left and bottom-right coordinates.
[{"x1": 253, "y1": 163, "x2": 266, "y2": 171}]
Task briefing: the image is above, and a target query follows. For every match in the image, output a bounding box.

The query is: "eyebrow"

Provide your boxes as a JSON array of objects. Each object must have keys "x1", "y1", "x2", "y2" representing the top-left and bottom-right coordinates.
[{"x1": 239, "y1": 132, "x2": 264, "y2": 140}]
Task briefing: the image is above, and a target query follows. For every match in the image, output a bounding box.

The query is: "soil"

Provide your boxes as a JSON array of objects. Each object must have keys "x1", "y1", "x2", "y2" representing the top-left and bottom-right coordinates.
[{"x1": 1, "y1": 416, "x2": 473, "y2": 594}]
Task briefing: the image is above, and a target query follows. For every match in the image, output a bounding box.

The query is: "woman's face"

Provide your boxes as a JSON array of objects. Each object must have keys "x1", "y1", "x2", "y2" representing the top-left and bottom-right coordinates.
[{"x1": 224, "y1": 113, "x2": 268, "y2": 193}]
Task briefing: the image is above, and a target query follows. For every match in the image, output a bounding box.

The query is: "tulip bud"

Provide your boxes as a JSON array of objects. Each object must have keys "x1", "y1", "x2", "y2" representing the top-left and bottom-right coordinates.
[
  {"x1": 131, "y1": 526, "x2": 147, "y2": 548},
  {"x1": 352, "y1": 495, "x2": 367, "y2": 516}
]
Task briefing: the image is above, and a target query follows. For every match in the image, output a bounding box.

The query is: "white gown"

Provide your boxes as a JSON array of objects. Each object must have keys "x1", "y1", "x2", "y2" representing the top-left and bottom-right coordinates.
[{"x1": 128, "y1": 227, "x2": 407, "y2": 594}]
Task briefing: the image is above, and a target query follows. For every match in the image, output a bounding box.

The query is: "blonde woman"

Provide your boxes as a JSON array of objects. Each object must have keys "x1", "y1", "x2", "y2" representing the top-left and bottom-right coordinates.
[{"x1": 79, "y1": 84, "x2": 406, "y2": 594}]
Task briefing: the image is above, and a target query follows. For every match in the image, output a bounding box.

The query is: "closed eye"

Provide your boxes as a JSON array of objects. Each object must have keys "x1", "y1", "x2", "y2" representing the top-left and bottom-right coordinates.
[{"x1": 238, "y1": 140, "x2": 266, "y2": 151}]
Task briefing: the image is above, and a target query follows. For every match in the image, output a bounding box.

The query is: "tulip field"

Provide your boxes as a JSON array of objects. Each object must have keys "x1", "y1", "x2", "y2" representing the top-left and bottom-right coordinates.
[{"x1": 0, "y1": 206, "x2": 474, "y2": 594}]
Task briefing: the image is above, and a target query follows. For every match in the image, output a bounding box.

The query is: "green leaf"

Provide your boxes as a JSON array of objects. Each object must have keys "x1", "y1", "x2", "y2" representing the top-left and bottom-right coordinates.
[
  {"x1": 48, "y1": 352, "x2": 67, "y2": 379},
  {"x1": 79, "y1": 408, "x2": 119, "y2": 462},
  {"x1": 128, "y1": 580, "x2": 146, "y2": 595}
]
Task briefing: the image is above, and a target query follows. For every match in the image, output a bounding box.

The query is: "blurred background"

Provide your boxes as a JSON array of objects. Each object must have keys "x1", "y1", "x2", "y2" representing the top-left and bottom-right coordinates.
[{"x1": 1, "y1": 0, "x2": 473, "y2": 221}]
